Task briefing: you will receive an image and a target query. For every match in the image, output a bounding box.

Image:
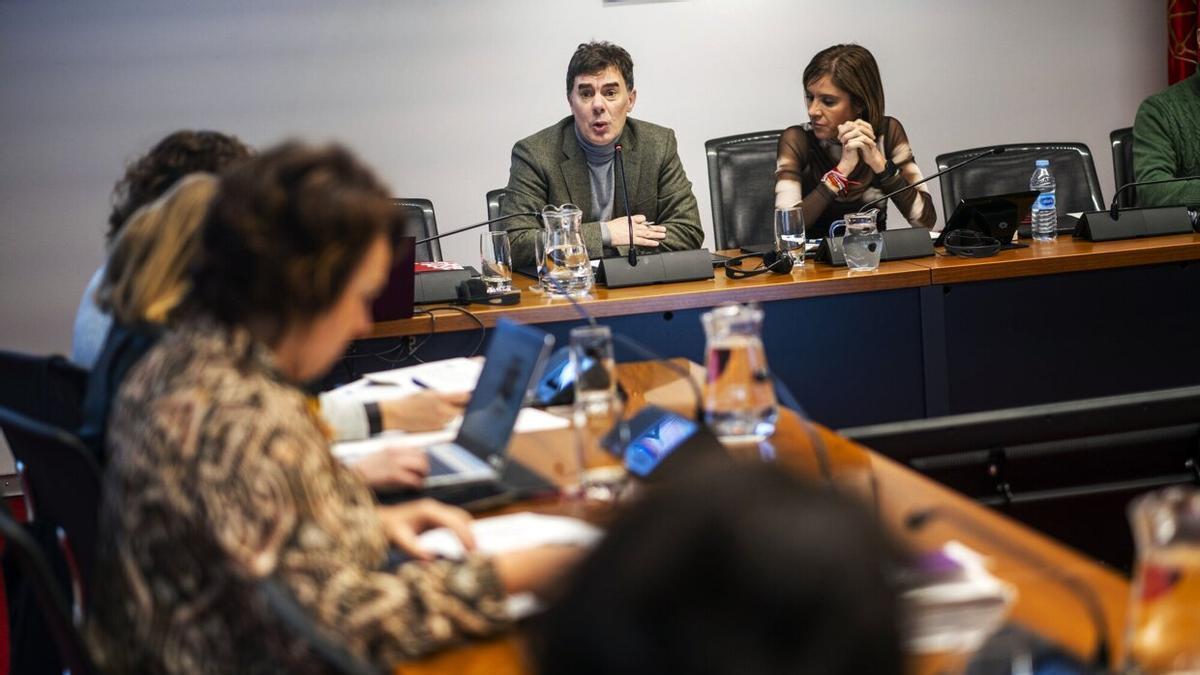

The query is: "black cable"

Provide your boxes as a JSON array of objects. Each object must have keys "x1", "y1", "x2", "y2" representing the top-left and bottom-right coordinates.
[
  {"x1": 341, "y1": 310, "x2": 431, "y2": 367},
  {"x1": 410, "y1": 306, "x2": 487, "y2": 359},
  {"x1": 404, "y1": 309, "x2": 438, "y2": 363},
  {"x1": 343, "y1": 308, "x2": 436, "y2": 365},
  {"x1": 348, "y1": 306, "x2": 486, "y2": 369}
]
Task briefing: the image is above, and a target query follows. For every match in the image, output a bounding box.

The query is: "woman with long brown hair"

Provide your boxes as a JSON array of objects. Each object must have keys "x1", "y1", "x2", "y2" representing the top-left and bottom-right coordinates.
[{"x1": 775, "y1": 44, "x2": 936, "y2": 238}]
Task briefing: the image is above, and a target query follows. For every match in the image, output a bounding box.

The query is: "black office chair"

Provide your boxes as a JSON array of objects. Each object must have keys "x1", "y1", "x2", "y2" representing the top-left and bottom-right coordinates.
[
  {"x1": 0, "y1": 351, "x2": 88, "y2": 432},
  {"x1": 0, "y1": 502, "x2": 97, "y2": 675},
  {"x1": 935, "y1": 143, "x2": 1105, "y2": 222},
  {"x1": 0, "y1": 407, "x2": 100, "y2": 610},
  {"x1": 486, "y1": 187, "x2": 507, "y2": 224},
  {"x1": 1110, "y1": 127, "x2": 1136, "y2": 208},
  {"x1": 258, "y1": 577, "x2": 385, "y2": 675},
  {"x1": 391, "y1": 198, "x2": 442, "y2": 262},
  {"x1": 704, "y1": 130, "x2": 783, "y2": 251}
]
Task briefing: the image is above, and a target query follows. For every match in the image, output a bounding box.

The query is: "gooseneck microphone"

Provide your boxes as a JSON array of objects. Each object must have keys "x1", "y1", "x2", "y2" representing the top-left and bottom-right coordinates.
[
  {"x1": 857, "y1": 147, "x2": 1007, "y2": 215},
  {"x1": 614, "y1": 143, "x2": 637, "y2": 267},
  {"x1": 1109, "y1": 175, "x2": 1200, "y2": 219},
  {"x1": 416, "y1": 211, "x2": 539, "y2": 245},
  {"x1": 593, "y1": 142, "x2": 713, "y2": 288},
  {"x1": 905, "y1": 506, "x2": 1111, "y2": 670}
]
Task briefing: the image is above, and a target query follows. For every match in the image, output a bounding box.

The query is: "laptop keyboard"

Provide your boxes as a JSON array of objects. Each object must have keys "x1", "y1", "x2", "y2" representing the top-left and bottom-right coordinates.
[{"x1": 428, "y1": 453, "x2": 456, "y2": 476}]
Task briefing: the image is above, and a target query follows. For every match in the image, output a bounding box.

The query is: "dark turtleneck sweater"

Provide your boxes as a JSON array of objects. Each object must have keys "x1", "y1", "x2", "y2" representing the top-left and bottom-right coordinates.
[{"x1": 575, "y1": 125, "x2": 616, "y2": 246}]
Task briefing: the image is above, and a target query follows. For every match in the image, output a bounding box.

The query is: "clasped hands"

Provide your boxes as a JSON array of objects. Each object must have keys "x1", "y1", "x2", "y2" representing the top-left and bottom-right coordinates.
[
  {"x1": 606, "y1": 214, "x2": 666, "y2": 248},
  {"x1": 835, "y1": 119, "x2": 888, "y2": 176}
]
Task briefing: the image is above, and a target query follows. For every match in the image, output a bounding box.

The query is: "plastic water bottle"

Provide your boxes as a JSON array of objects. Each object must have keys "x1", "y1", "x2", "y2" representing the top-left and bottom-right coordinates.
[{"x1": 1029, "y1": 159, "x2": 1057, "y2": 241}]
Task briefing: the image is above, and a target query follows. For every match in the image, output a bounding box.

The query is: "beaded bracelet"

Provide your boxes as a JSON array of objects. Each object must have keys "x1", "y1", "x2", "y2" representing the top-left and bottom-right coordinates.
[{"x1": 821, "y1": 169, "x2": 861, "y2": 196}]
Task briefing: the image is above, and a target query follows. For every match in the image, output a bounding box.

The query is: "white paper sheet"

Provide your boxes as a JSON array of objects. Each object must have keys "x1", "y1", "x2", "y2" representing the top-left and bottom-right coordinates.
[
  {"x1": 323, "y1": 378, "x2": 423, "y2": 405},
  {"x1": 331, "y1": 406, "x2": 569, "y2": 463},
  {"x1": 416, "y1": 512, "x2": 602, "y2": 560},
  {"x1": 364, "y1": 357, "x2": 484, "y2": 392},
  {"x1": 902, "y1": 540, "x2": 1017, "y2": 654},
  {"x1": 417, "y1": 512, "x2": 602, "y2": 620}
]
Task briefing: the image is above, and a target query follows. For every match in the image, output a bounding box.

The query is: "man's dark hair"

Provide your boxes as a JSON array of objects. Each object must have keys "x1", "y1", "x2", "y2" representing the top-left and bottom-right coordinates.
[
  {"x1": 566, "y1": 41, "x2": 634, "y2": 95},
  {"x1": 532, "y1": 457, "x2": 905, "y2": 675},
  {"x1": 107, "y1": 130, "x2": 251, "y2": 242},
  {"x1": 189, "y1": 142, "x2": 392, "y2": 342}
]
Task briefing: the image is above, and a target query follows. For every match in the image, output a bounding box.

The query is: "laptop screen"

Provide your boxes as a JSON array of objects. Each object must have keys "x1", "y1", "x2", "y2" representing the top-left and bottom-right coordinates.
[{"x1": 456, "y1": 319, "x2": 554, "y2": 460}]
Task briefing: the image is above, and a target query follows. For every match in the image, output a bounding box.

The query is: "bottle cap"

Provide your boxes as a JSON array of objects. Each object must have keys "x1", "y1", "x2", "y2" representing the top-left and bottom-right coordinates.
[{"x1": 1035, "y1": 159, "x2": 1049, "y2": 167}]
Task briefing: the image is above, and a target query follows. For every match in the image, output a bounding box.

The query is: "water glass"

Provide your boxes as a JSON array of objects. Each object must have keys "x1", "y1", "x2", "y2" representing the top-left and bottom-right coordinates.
[
  {"x1": 530, "y1": 228, "x2": 549, "y2": 293},
  {"x1": 480, "y1": 230, "x2": 513, "y2": 293},
  {"x1": 836, "y1": 211, "x2": 883, "y2": 272},
  {"x1": 569, "y1": 325, "x2": 626, "y2": 501},
  {"x1": 774, "y1": 207, "x2": 806, "y2": 266},
  {"x1": 569, "y1": 325, "x2": 618, "y2": 416}
]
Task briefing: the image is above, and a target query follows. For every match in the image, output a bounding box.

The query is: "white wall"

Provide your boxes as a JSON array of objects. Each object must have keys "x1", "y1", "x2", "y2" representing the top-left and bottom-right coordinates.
[{"x1": 0, "y1": 0, "x2": 1165, "y2": 356}]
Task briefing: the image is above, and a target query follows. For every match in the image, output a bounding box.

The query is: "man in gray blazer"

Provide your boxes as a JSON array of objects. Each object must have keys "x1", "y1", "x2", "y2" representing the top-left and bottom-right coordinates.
[{"x1": 500, "y1": 41, "x2": 703, "y2": 269}]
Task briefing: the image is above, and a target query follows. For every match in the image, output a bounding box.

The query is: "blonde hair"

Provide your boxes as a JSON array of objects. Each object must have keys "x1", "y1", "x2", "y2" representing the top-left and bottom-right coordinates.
[{"x1": 97, "y1": 173, "x2": 218, "y2": 326}]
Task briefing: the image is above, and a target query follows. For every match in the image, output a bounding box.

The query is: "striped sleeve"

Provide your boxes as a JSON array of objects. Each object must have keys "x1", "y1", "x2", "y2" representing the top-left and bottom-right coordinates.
[{"x1": 882, "y1": 118, "x2": 937, "y2": 228}]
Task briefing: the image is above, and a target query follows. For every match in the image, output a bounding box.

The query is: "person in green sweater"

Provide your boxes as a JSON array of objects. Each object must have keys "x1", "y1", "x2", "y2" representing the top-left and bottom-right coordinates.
[{"x1": 1133, "y1": 69, "x2": 1200, "y2": 206}]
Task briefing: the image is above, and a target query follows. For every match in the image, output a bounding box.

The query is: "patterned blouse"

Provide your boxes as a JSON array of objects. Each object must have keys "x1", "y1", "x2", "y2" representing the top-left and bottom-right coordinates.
[
  {"x1": 87, "y1": 318, "x2": 510, "y2": 674},
  {"x1": 774, "y1": 117, "x2": 936, "y2": 238}
]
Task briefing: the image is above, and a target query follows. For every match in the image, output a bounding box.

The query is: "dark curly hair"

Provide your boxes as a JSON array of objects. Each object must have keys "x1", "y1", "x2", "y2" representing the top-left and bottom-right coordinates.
[
  {"x1": 107, "y1": 130, "x2": 252, "y2": 242},
  {"x1": 189, "y1": 142, "x2": 392, "y2": 342},
  {"x1": 566, "y1": 41, "x2": 634, "y2": 95}
]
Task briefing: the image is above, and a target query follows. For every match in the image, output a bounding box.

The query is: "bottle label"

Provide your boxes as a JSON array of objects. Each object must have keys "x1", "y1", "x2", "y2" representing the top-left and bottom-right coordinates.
[{"x1": 1036, "y1": 193, "x2": 1056, "y2": 210}]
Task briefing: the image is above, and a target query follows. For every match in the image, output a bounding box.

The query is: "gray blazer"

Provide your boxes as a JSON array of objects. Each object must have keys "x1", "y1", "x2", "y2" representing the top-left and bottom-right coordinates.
[{"x1": 500, "y1": 116, "x2": 703, "y2": 269}]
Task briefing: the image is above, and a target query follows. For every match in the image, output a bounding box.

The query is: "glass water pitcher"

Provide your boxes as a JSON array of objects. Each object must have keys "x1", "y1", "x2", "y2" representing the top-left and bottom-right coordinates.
[
  {"x1": 1125, "y1": 486, "x2": 1200, "y2": 674},
  {"x1": 540, "y1": 203, "x2": 593, "y2": 297},
  {"x1": 701, "y1": 303, "x2": 778, "y2": 442}
]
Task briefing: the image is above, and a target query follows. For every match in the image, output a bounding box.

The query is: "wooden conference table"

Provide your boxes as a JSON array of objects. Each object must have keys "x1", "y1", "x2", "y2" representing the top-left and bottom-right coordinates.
[
  {"x1": 393, "y1": 361, "x2": 1129, "y2": 675},
  {"x1": 365, "y1": 233, "x2": 1200, "y2": 430}
]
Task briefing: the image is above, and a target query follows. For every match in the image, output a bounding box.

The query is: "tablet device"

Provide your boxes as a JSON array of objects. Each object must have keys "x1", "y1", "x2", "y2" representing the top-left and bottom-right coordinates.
[{"x1": 602, "y1": 405, "x2": 724, "y2": 481}]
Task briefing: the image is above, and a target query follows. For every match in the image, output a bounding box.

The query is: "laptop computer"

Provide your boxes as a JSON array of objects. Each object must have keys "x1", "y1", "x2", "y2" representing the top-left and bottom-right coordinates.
[
  {"x1": 936, "y1": 191, "x2": 1037, "y2": 249},
  {"x1": 413, "y1": 318, "x2": 558, "y2": 509}
]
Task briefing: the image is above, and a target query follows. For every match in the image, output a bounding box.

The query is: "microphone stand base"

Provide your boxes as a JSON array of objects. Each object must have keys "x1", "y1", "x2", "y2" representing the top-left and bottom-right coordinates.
[
  {"x1": 455, "y1": 278, "x2": 521, "y2": 305},
  {"x1": 816, "y1": 228, "x2": 936, "y2": 266},
  {"x1": 414, "y1": 268, "x2": 477, "y2": 304},
  {"x1": 1075, "y1": 206, "x2": 1193, "y2": 241},
  {"x1": 597, "y1": 249, "x2": 715, "y2": 288}
]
